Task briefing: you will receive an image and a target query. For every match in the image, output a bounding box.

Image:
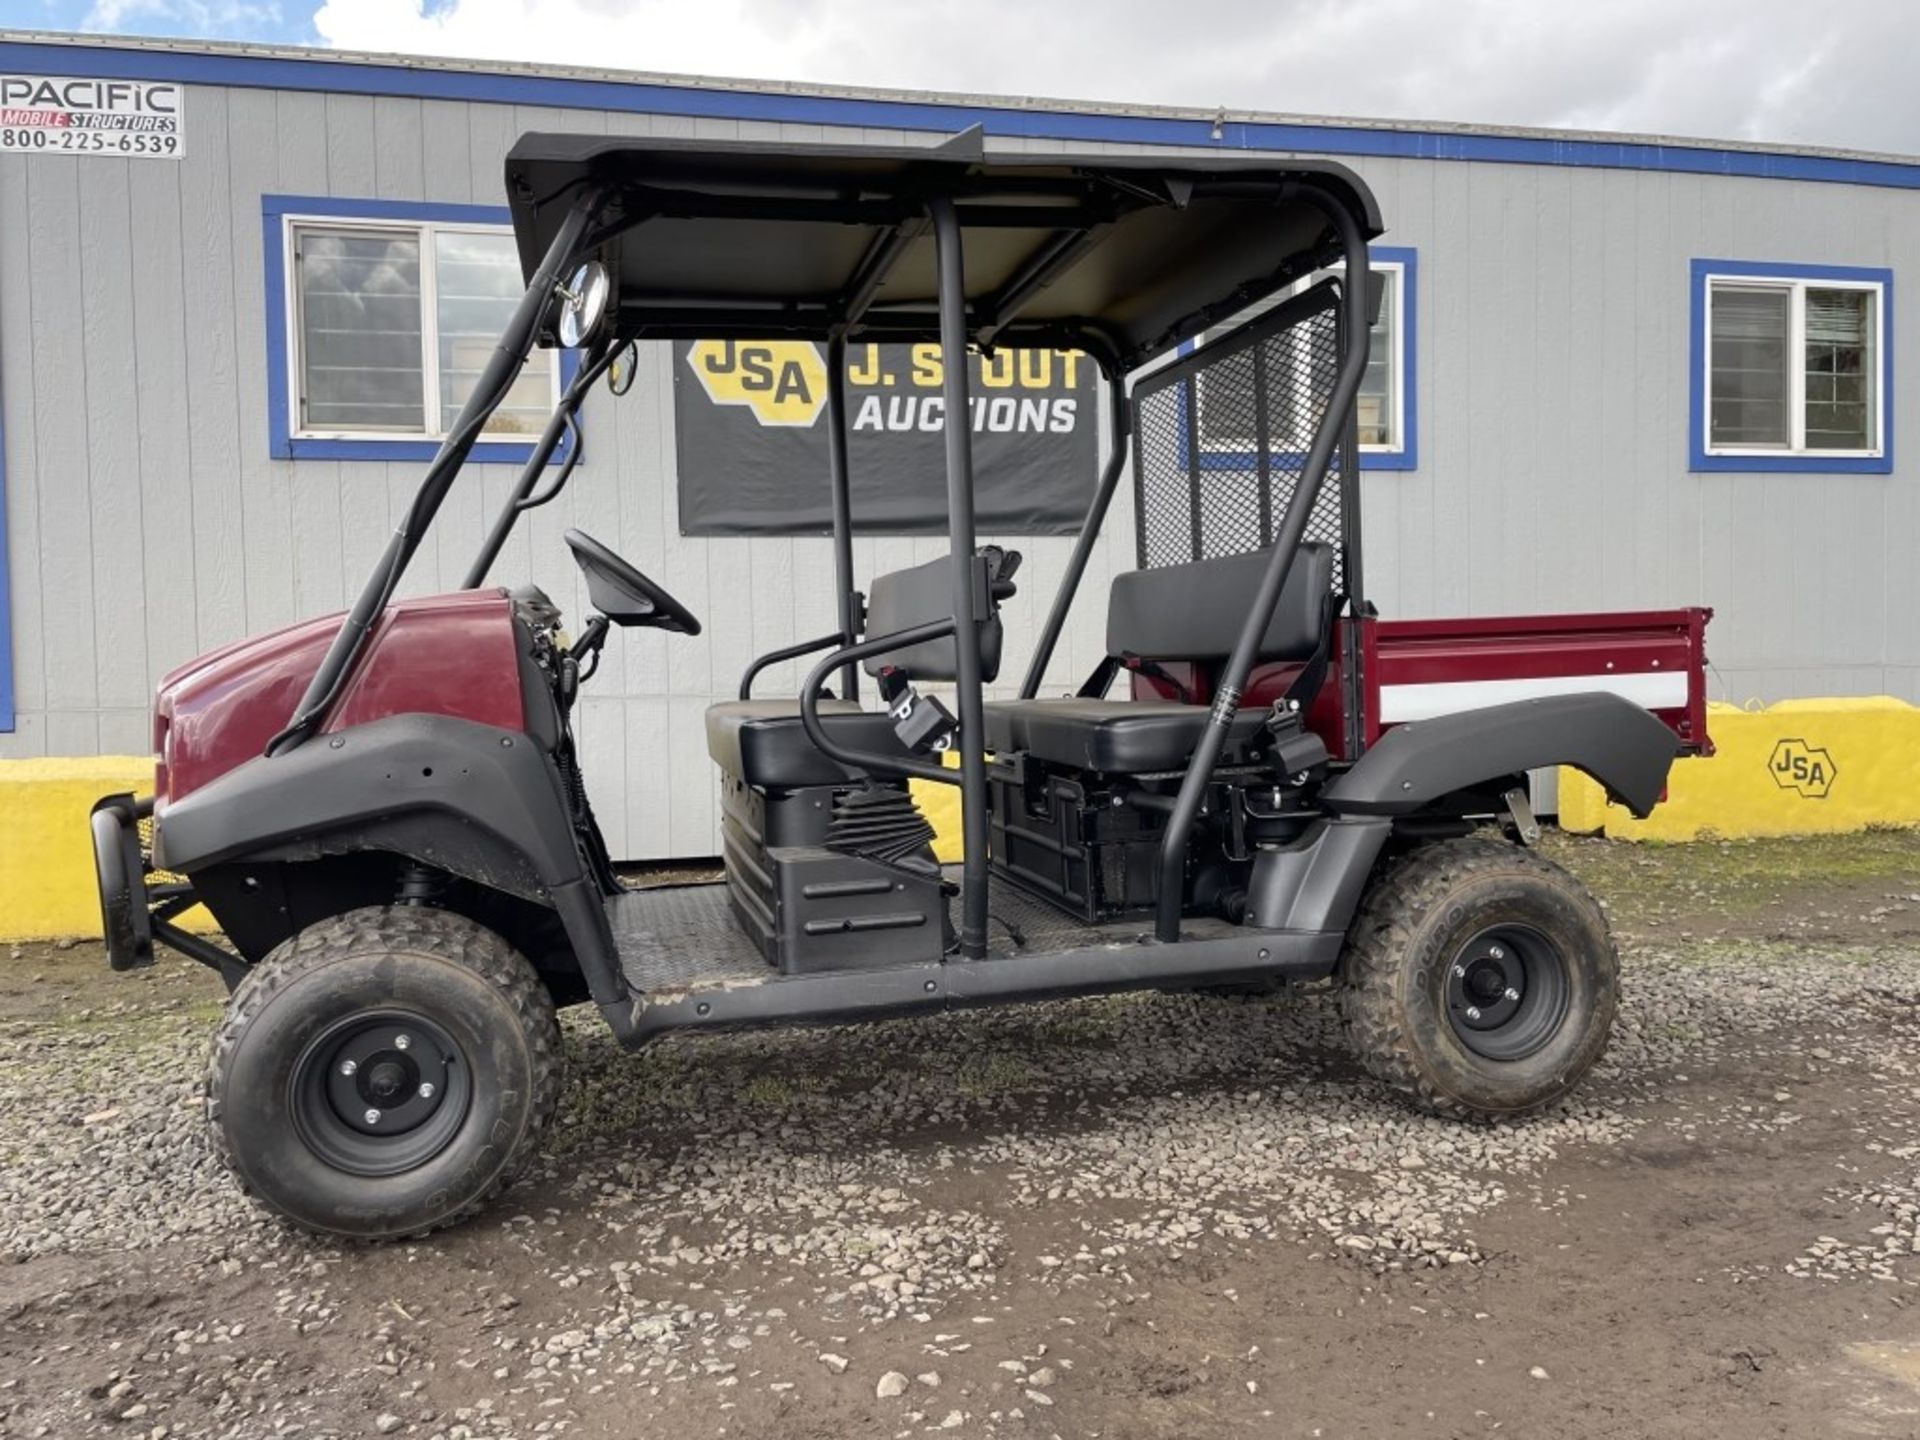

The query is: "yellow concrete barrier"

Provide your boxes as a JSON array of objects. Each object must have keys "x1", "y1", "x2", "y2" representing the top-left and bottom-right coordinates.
[
  {"x1": 912, "y1": 750, "x2": 967, "y2": 862},
  {"x1": 0, "y1": 756, "x2": 213, "y2": 942},
  {"x1": 1560, "y1": 697, "x2": 1920, "y2": 841}
]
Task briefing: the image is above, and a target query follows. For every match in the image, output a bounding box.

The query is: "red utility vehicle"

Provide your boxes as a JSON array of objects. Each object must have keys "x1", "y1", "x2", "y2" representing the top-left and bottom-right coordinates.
[{"x1": 93, "y1": 131, "x2": 1709, "y2": 1239}]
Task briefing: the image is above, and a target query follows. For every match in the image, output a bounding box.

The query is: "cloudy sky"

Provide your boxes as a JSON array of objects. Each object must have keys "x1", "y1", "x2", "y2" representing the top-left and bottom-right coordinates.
[{"x1": 13, "y1": 0, "x2": 1920, "y2": 155}]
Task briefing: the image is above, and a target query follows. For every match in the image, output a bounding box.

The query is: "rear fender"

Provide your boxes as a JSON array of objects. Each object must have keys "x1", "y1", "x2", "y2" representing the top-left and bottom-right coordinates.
[
  {"x1": 154, "y1": 713, "x2": 624, "y2": 1003},
  {"x1": 1322, "y1": 692, "x2": 1681, "y2": 819}
]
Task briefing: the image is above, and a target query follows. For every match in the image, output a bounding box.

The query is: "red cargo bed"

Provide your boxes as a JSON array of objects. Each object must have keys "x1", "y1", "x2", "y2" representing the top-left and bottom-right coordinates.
[{"x1": 1140, "y1": 607, "x2": 1714, "y2": 763}]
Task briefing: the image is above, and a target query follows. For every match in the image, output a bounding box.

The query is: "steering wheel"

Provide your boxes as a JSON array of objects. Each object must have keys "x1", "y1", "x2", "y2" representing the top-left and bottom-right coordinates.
[{"x1": 563, "y1": 529, "x2": 703, "y2": 635}]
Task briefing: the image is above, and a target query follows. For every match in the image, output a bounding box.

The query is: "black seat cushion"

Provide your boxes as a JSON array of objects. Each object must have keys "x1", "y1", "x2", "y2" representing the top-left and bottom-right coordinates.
[
  {"x1": 983, "y1": 697, "x2": 1272, "y2": 773},
  {"x1": 705, "y1": 699, "x2": 914, "y2": 789}
]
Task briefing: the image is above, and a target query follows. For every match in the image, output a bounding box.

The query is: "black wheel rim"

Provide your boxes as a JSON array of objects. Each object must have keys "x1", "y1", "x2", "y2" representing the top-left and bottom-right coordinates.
[
  {"x1": 1444, "y1": 923, "x2": 1571, "y2": 1062},
  {"x1": 289, "y1": 1010, "x2": 472, "y2": 1178}
]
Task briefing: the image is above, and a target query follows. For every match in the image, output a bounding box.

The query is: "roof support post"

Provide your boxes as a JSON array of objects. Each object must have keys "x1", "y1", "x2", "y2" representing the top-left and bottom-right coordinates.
[
  {"x1": 1151, "y1": 184, "x2": 1373, "y2": 943},
  {"x1": 1019, "y1": 360, "x2": 1129, "y2": 699},
  {"x1": 929, "y1": 195, "x2": 991, "y2": 960},
  {"x1": 825, "y1": 333, "x2": 861, "y2": 700}
]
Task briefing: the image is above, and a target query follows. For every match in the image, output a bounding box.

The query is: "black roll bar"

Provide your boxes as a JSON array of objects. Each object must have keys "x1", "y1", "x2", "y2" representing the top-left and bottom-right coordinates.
[
  {"x1": 1018, "y1": 360, "x2": 1130, "y2": 699},
  {"x1": 269, "y1": 190, "x2": 598, "y2": 756},
  {"x1": 929, "y1": 196, "x2": 992, "y2": 961},
  {"x1": 824, "y1": 333, "x2": 862, "y2": 702},
  {"x1": 1151, "y1": 183, "x2": 1374, "y2": 943},
  {"x1": 463, "y1": 334, "x2": 621, "y2": 590}
]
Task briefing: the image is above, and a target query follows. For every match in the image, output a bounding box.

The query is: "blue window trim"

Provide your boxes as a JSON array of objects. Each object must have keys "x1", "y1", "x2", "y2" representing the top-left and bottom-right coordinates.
[
  {"x1": 11, "y1": 38, "x2": 1920, "y2": 195},
  {"x1": 262, "y1": 194, "x2": 578, "y2": 464},
  {"x1": 0, "y1": 348, "x2": 13, "y2": 733},
  {"x1": 1362, "y1": 245, "x2": 1417, "y2": 471},
  {"x1": 1688, "y1": 258, "x2": 1894, "y2": 475}
]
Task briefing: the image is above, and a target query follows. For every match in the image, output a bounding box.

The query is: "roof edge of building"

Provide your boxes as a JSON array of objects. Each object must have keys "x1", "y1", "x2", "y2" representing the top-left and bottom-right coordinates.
[{"x1": 5, "y1": 27, "x2": 1920, "y2": 181}]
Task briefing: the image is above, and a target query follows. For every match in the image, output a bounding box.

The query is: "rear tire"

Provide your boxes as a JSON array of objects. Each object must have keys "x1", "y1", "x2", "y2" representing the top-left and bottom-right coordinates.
[
  {"x1": 207, "y1": 906, "x2": 563, "y2": 1240},
  {"x1": 1338, "y1": 837, "x2": 1616, "y2": 1120}
]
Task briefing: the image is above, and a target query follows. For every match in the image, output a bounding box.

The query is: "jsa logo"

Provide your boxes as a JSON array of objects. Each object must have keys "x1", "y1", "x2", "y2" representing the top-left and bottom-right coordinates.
[
  {"x1": 687, "y1": 341, "x2": 827, "y2": 427},
  {"x1": 1769, "y1": 738, "x2": 1837, "y2": 799}
]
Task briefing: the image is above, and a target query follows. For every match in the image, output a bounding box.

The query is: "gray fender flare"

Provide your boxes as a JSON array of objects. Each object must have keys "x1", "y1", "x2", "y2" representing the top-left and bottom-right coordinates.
[{"x1": 1323, "y1": 692, "x2": 1682, "y2": 819}]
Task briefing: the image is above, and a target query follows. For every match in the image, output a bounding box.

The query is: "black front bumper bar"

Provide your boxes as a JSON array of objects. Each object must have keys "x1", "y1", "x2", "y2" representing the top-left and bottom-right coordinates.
[{"x1": 90, "y1": 793, "x2": 247, "y2": 987}]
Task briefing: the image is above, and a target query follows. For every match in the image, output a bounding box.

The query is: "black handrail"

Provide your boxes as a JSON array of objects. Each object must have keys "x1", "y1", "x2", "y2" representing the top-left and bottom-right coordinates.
[
  {"x1": 739, "y1": 630, "x2": 850, "y2": 701},
  {"x1": 463, "y1": 335, "x2": 620, "y2": 589},
  {"x1": 1150, "y1": 182, "x2": 1374, "y2": 943},
  {"x1": 796, "y1": 621, "x2": 963, "y2": 786}
]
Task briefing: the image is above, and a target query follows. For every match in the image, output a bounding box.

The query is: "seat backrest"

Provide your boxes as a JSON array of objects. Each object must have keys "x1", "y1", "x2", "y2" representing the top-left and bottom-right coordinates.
[
  {"x1": 1106, "y1": 541, "x2": 1333, "y2": 663},
  {"x1": 862, "y1": 552, "x2": 1007, "y2": 683}
]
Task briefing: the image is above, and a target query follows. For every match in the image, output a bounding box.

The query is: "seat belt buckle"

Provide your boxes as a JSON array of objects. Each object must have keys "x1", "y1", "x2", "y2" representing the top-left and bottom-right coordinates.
[{"x1": 877, "y1": 667, "x2": 957, "y2": 754}]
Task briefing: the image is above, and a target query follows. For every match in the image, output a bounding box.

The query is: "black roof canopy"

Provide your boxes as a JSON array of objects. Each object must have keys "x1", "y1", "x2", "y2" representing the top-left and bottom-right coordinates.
[{"x1": 503, "y1": 130, "x2": 1383, "y2": 372}]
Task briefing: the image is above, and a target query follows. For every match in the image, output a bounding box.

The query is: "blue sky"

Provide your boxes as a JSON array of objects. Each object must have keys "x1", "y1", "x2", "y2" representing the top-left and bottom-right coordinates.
[
  {"x1": 5, "y1": 0, "x2": 1920, "y2": 156},
  {"x1": 7, "y1": 0, "x2": 317, "y2": 45}
]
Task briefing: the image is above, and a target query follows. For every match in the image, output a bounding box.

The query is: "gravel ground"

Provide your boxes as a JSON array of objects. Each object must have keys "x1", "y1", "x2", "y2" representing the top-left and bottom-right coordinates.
[{"x1": 4, "y1": 831, "x2": 1920, "y2": 1438}]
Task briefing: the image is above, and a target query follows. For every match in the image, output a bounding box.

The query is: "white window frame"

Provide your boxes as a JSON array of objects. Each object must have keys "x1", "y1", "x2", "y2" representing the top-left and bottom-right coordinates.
[
  {"x1": 1198, "y1": 259, "x2": 1408, "y2": 458},
  {"x1": 283, "y1": 213, "x2": 561, "y2": 445},
  {"x1": 1348, "y1": 257, "x2": 1406, "y2": 457},
  {"x1": 1702, "y1": 271, "x2": 1886, "y2": 461}
]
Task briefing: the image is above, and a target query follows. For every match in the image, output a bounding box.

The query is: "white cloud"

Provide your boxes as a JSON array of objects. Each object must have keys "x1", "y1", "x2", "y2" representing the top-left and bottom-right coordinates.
[
  {"x1": 85, "y1": 0, "x2": 281, "y2": 34},
  {"x1": 308, "y1": 0, "x2": 1920, "y2": 155}
]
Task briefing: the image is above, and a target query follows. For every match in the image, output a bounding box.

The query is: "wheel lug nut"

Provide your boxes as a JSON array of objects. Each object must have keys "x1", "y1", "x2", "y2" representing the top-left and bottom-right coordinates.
[
  {"x1": 339, "y1": 1059, "x2": 357, "y2": 1077},
  {"x1": 1451, "y1": 964, "x2": 1466, "y2": 978},
  {"x1": 394, "y1": 1034, "x2": 411, "y2": 1051},
  {"x1": 418, "y1": 1082, "x2": 435, "y2": 1100},
  {"x1": 1489, "y1": 946, "x2": 1505, "y2": 960},
  {"x1": 364, "y1": 1107, "x2": 382, "y2": 1125},
  {"x1": 1504, "y1": 987, "x2": 1521, "y2": 1002},
  {"x1": 1466, "y1": 1006, "x2": 1482, "y2": 1021}
]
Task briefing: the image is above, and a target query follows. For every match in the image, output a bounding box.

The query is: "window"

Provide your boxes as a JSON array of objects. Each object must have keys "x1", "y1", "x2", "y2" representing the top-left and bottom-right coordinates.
[
  {"x1": 1690, "y1": 260, "x2": 1893, "y2": 473},
  {"x1": 1197, "y1": 246, "x2": 1416, "y2": 470},
  {"x1": 263, "y1": 196, "x2": 572, "y2": 463}
]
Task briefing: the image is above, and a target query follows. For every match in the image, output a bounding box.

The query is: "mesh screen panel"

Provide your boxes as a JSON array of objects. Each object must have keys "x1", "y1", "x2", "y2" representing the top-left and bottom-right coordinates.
[{"x1": 1131, "y1": 281, "x2": 1348, "y2": 594}]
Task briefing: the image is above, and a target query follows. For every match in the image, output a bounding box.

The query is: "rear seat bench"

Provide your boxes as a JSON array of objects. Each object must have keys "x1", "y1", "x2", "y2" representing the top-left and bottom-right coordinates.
[{"x1": 983, "y1": 541, "x2": 1334, "y2": 773}]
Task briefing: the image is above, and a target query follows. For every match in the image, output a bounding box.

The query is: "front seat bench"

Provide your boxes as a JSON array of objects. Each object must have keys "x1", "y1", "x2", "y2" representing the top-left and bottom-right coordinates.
[
  {"x1": 983, "y1": 542, "x2": 1334, "y2": 774},
  {"x1": 704, "y1": 549, "x2": 1010, "y2": 791}
]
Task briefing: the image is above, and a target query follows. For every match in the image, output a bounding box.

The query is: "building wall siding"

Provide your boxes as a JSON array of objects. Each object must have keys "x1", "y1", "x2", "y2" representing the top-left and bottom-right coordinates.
[{"x1": 3, "y1": 81, "x2": 1918, "y2": 856}]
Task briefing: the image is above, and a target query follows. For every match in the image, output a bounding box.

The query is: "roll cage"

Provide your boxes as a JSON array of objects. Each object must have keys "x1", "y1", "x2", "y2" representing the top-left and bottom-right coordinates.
[{"x1": 275, "y1": 126, "x2": 1385, "y2": 958}]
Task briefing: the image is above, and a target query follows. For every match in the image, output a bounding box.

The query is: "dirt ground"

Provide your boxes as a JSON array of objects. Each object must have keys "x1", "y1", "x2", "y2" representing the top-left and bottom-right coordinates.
[{"x1": 5, "y1": 829, "x2": 1920, "y2": 1440}]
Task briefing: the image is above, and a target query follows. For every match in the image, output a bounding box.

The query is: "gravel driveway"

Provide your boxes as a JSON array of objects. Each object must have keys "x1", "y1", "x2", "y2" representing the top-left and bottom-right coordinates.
[{"x1": 4, "y1": 832, "x2": 1920, "y2": 1439}]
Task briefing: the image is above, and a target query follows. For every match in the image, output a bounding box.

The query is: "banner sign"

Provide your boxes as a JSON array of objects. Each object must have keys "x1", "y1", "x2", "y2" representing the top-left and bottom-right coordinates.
[
  {"x1": 674, "y1": 340, "x2": 1097, "y2": 536},
  {"x1": 0, "y1": 76, "x2": 184, "y2": 158}
]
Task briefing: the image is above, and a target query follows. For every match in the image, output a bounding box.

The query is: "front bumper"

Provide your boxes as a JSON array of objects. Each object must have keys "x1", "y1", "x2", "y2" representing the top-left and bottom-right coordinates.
[
  {"x1": 90, "y1": 793, "x2": 247, "y2": 986},
  {"x1": 90, "y1": 792, "x2": 153, "y2": 971}
]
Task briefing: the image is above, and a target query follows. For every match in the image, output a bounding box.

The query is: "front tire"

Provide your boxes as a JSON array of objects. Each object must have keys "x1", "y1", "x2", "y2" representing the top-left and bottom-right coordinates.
[
  {"x1": 1338, "y1": 837, "x2": 1617, "y2": 1120},
  {"x1": 207, "y1": 907, "x2": 563, "y2": 1240}
]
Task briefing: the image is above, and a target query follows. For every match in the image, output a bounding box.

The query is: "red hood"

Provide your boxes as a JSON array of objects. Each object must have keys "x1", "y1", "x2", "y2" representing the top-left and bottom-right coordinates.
[{"x1": 155, "y1": 590, "x2": 524, "y2": 804}]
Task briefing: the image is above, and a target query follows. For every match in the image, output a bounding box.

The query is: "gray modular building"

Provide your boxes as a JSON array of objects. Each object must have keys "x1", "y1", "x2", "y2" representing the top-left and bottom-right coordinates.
[{"x1": 2, "y1": 31, "x2": 1916, "y2": 859}]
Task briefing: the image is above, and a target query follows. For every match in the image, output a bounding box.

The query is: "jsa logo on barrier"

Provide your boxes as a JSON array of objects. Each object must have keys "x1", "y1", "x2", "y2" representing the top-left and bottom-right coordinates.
[{"x1": 1769, "y1": 738, "x2": 1837, "y2": 799}]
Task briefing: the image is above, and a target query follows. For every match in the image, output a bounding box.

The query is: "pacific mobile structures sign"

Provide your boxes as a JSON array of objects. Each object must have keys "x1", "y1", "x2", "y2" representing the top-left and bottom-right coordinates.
[{"x1": 0, "y1": 75, "x2": 184, "y2": 157}]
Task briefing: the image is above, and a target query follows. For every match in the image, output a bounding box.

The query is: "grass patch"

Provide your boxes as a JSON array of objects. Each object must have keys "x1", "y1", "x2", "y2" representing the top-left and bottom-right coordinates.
[{"x1": 1544, "y1": 827, "x2": 1920, "y2": 933}]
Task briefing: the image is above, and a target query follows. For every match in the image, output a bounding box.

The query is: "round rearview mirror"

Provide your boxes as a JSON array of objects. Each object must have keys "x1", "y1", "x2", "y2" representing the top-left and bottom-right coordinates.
[
  {"x1": 607, "y1": 338, "x2": 639, "y2": 396},
  {"x1": 556, "y1": 261, "x2": 610, "y2": 348}
]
